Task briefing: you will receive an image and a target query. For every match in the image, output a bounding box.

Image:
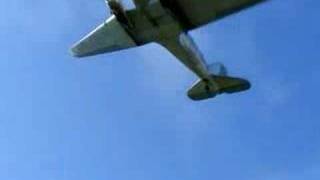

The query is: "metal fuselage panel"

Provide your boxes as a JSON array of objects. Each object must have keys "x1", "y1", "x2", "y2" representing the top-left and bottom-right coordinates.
[
  {"x1": 126, "y1": 0, "x2": 210, "y2": 79},
  {"x1": 128, "y1": 1, "x2": 183, "y2": 44}
]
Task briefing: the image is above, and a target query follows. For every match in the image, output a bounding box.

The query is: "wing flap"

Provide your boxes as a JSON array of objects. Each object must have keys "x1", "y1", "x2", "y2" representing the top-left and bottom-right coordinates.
[{"x1": 71, "y1": 15, "x2": 137, "y2": 58}]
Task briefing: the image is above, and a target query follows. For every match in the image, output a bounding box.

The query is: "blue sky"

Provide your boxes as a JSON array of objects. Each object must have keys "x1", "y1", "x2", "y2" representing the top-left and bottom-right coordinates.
[{"x1": 0, "y1": 0, "x2": 319, "y2": 180}]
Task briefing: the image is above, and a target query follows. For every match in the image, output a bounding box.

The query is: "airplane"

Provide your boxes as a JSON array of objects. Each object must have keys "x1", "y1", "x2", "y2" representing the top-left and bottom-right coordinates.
[{"x1": 71, "y1": 0, "x2": 268, "y2": 101}]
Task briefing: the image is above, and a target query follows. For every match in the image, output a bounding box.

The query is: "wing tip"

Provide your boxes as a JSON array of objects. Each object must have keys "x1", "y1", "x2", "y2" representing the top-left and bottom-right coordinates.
[
  {"x1": 70, "y1": 45, "x2": 85, "y2": 58},
  {"x1": 70, "y1": 41, "x2": 95, "y2": 58}
]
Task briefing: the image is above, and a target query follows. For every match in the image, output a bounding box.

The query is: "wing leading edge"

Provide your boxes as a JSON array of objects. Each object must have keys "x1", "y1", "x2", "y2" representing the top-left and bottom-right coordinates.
[{"x1": 71, "y1": 15, "x2": 137, "y2": 58}]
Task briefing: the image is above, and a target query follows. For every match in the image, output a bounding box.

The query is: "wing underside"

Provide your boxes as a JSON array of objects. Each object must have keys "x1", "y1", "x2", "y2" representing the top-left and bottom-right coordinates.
[
  {"x1": 162, "y1": 0, "x2": 268, "y2": 29},
  {"x1": 71, "y1": 15, "x2": 137, "y2": 58}
]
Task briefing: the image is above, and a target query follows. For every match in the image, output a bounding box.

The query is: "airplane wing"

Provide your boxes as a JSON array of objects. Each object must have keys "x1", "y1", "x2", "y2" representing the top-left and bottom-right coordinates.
[
  {"x1": 71, "y1": 15, "x2": 137, "y2": 57},
  {"x1": 164, "y1": 0, "x2": 268, "y2": 30}
]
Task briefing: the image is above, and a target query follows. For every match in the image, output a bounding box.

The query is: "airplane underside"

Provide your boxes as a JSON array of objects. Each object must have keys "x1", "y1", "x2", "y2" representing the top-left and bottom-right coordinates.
[{"x1": 71, "y1": 0, "x2": 268, "y2": 101}]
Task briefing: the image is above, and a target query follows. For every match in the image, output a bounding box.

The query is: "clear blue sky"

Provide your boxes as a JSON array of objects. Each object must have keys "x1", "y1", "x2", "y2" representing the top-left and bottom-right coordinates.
[{"x1": 0, "y1": 0, "x2": 319, "y2": 180}]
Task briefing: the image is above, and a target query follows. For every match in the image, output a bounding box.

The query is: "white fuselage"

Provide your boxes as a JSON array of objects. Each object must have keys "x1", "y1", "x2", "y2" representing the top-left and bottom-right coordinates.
[{"x1": 126, "y1": 0, "x2": 211, "y2": 79}]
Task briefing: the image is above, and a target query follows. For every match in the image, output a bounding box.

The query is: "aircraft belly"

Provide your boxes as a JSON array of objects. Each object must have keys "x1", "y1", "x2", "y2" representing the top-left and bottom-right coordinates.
[
  {"x1": 158, "y1": 33, "x2": 210, "y2": 79},
  {"x1": 128, "y1": 0, "x2": 183, "y2": 43}
]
